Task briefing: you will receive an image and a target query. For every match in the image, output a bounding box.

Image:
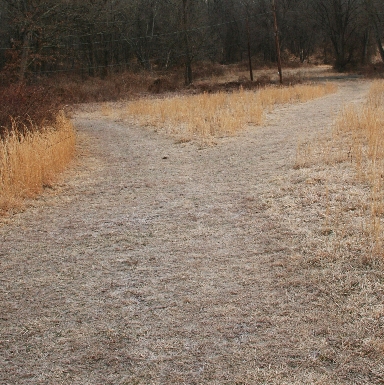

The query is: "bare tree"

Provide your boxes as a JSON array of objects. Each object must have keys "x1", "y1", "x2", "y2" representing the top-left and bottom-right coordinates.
[
  {"x1": 3, "y1": 0, "x2": 64, "y2": 82},
  {"x1": 314, "y1": 0, "x2": 362, "y2": 71}
]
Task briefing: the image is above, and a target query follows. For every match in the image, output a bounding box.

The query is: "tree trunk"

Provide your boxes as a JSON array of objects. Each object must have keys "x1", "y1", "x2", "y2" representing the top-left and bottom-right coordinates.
[
  {"x1": 19, "y1": 31, "x2": 31, "y2": 84},
  {"x1": 365, "y1": 0, "x2": 384, "y2": 62},
  {"x1": 246, "y1": 16, "x2": 253, "y2": 81},
  {"x1": 182, "y1": 0, "x2": 192, "y2": 85},
  {"x1": 331, "y1": 34, "x2": 349, "y2": 71},
  {"x1": 373, "y1": 24, "x2": 384, "y2": 62},
  {"x1": 361, "y1": 30, "x2": 369, "y2": 64},
  {"x1": 272, "y1": 0, "x2": 283, "y2": 84}
]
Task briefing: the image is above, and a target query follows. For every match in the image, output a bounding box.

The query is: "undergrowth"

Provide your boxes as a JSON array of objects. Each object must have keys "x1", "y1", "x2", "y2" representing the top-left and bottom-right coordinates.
[{"x1": 0, "y1": 84, "x2": 62, "y2": 137}]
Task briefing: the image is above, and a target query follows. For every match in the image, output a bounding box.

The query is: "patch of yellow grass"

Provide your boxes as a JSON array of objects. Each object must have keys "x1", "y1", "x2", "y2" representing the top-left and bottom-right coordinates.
[
  {"x1": 302, "y1": 80, "x2": 384, "y2": 256},
  {"x1": 257, "y1": 82, "x2": 337, "y2": 108},
  {"x1": 101, "y1": 103, "x2": 113, "y2": 116},
  {"x1": 0, "y1": 112, "x2": 76, "y2": 214},
  {"x1": 332, "y1": 81, "x2": 384, "y2": 254},
  {"x1": 332, "y1": 81, "x2": 384, "y2": 182},
  {"x1": 124, "y1": 83, "x2": 337, "y2": 140}
]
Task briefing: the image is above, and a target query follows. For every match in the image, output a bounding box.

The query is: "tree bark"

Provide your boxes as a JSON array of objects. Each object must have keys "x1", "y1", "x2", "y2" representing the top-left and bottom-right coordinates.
[
  {"x1": 182, "y1": 0, "x2": 192, "y2": 85},
  {"x1": 246, "y1": 15, "x2": 253, "y2": 81},
  {"x1": 19, "y1": 30, "x2": 31, "y2": 84},
  {"x1": 272, "y1": 0, "x2": 283, "y2": 84}
]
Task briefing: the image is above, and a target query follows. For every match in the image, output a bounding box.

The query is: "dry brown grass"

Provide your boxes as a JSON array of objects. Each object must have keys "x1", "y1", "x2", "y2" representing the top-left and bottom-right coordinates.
[
  {"x1": 333, "y1": 81, "x2": 384, "y2": 255},
  {"x1": 0, "y1": 112, "x2": 76, "y2": 214},
  {"x1": 257, "y1": 82, "x2": 336, "y2": 107},
  {"x1": 46, "y1": 71, "x2": 157, "y2": 103},
  {"x1": 124, "y1": 83, "x2": 337, "y2": 141},
  {"x1": 125, "y1": 88, "x2": 262, "y2": 139},
  {"x1": 296, "y1": 80, "x2": 384, "y2": 258},
  {"x1": 324, "y1": 82, "x2": 384, "y2": 254},
  {"x1": 101, "y1": 102, "x2": 113, "y2": 117}
]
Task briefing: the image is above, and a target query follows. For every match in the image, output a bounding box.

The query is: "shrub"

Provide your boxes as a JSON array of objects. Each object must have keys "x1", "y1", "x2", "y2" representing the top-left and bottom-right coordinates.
[{"x1": 0, "y1": 84, "x2": 62, "y2": 137}]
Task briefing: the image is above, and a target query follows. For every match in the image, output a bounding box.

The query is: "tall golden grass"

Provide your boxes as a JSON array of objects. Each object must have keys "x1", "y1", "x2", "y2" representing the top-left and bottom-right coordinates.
[
  {"x1": 334, "y1": 82, "x2": 384, "y2": 172},
  {"x1": 296, "y1": 81, "x2": 384, "y2": 256},
  {"x1": 125, "y1": 83, "x2": 337, "y2": 139},
  {"x1": 0, "y1": 112, "x2": 76, "y2": 214},
  {"x1": 332, "y1": 81, "x2": 384, "y2": 254}
]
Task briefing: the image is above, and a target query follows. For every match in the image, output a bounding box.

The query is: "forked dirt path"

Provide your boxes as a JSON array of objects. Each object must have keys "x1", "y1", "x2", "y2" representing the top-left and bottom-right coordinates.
[{"x1": 1, "y1": 80, "x2": 381, "y2": 384}]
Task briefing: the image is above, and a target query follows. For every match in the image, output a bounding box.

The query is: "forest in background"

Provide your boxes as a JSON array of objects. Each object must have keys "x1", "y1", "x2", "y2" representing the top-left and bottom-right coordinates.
[{"x1": 0, "y1": 0, "x2": 384, "y2": 86}]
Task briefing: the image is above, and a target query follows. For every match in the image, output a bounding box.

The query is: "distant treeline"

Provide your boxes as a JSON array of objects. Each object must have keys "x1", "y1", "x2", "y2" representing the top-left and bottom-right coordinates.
[{"x1": 0, "y1": 0, "x2": 383, "y2": 84}]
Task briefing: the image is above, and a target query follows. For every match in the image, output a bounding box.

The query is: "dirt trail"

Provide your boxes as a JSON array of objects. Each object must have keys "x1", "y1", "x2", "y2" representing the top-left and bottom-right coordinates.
[{"x1": 1, "y1": 80, "x2": 383, "y2": 384}]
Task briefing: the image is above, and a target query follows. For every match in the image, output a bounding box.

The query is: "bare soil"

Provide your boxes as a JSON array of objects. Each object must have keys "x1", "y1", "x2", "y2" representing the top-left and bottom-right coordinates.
[{"x1": 1, "y1": 79, "x2": 384, "y2": 384}]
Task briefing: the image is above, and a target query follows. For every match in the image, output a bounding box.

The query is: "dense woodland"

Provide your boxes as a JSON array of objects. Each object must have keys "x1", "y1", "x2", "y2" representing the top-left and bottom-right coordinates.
[{"x1": 0, "y1": 0, "x2": 383, "y2": 85}]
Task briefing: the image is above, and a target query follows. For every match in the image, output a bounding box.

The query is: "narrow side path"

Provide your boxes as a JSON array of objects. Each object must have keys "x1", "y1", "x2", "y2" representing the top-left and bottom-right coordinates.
[{"x1": 1, "y1": 81, "x2": 379, "y2": 385}]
